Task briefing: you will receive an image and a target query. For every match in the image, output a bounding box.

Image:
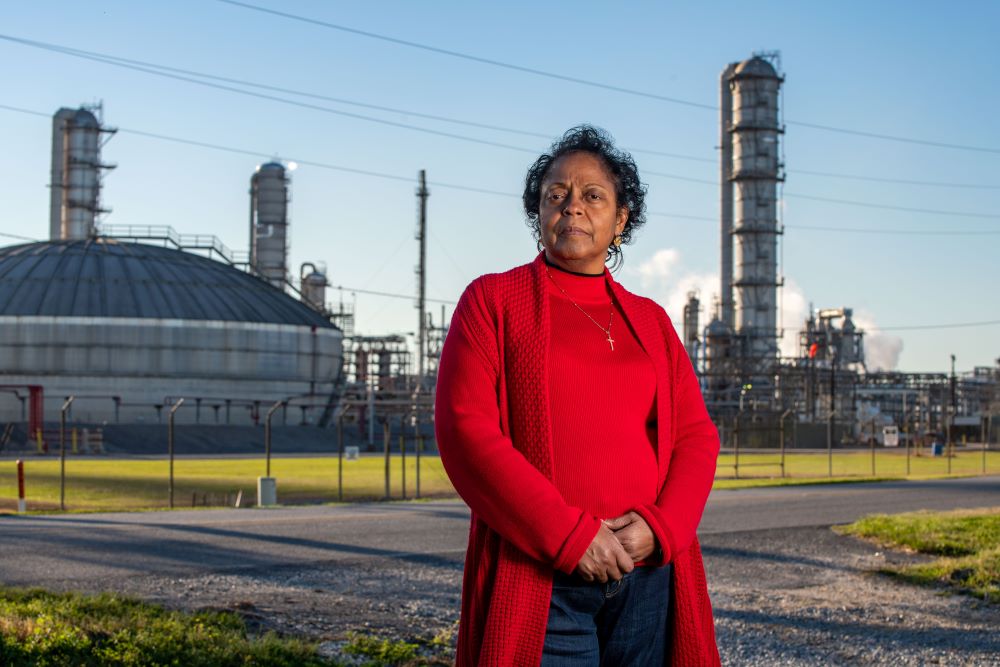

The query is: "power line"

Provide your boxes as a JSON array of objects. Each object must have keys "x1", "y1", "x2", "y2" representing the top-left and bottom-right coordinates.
[
  {"x1": 0, "y1": 231, "x2": 42, "y2": 242},
  {"x1": 216, "y1": 0, "x2": 1000, "y2": 155},
  {"x1": 789, "y1": 168, "x2": 1000, "y2": 191},
  {"x1": 7, "y1": 34, "x2": 1000, "y2": 190},
  {"x1": 331, "y1": 285, "x2": 456, "y2": 305},
  {"x1": 790, "y1": 225, "x2": 1000, "y2": 236},
  {"x1": 0, "y1": 33, "x2": 712, "y2": 164},
  {"x1": 215, "y1": 0, "x2": 717, "y2": 111},
  {"x1": 0, "y1": 36, "x2": 541, "y2": 155},
  {"x1": 783, "y1": 193, "x2": 1000, "y2": 220},
  {"x1": 0, "y1": 34, "x2": 556, "y2": 142},
  {"x1": 877, "y1": 319, "x2": 1000, "y2": 331},
  {"x1": 1, "y1": 104, "x2": 994, "y2": 236},
  {"x1": 783, "y1": 119, "x2": 1000, "y2": 154}
]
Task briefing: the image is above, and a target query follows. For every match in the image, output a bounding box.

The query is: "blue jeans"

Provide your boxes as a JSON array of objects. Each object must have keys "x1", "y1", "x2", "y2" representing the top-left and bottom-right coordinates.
[{"x1": 541, "y1": 565, "x2": 671, "y2": 666}]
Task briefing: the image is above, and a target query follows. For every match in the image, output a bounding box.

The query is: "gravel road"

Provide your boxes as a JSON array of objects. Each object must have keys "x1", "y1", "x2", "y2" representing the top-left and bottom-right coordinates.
[{"x1": 4, "y1": 478, "x2": 998, "y2": 664}]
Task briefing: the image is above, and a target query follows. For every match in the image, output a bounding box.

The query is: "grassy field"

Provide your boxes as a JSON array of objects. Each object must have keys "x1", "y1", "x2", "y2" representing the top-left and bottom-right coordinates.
[
  {"x1": 836, "y1": 507, "x2": 1000, "y2": 603},
  {"x1": 0, "y1": 456, "x2": 457, "y2": 511},
  {"x1": 1, "y1": 449, "x2": 997, "y2": 512},
  {"x1": 715, "y1": 448, "x2": 1000, "y2": 485}
]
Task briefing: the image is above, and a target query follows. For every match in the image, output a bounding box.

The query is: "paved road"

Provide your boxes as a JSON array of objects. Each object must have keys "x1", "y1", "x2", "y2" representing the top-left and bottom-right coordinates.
[{"x1": 1, "y1": 476, "x2": 997, "y2": 587}]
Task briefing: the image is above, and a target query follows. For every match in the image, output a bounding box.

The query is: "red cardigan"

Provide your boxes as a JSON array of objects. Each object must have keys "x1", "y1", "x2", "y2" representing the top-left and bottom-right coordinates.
[{"x1": 435, "y1": 253, "x2": 720, "y2": 666}]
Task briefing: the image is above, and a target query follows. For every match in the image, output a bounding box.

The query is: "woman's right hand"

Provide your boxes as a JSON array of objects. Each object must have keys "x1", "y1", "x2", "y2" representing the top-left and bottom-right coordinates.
[{"x1": 574, "y1": 524, "x2": 634, "y2": 583}]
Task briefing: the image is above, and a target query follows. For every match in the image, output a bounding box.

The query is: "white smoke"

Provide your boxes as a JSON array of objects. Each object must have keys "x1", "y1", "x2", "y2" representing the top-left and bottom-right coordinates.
[
  {"x1": 778, "y1": 278, "x2": 809, "y2": 359},
  {"x1": 853, "y1": 312, "x2": 904, "y2": 371},
  {"x1": 631, "y1": 248, "x2": 902, "y2": 370}
]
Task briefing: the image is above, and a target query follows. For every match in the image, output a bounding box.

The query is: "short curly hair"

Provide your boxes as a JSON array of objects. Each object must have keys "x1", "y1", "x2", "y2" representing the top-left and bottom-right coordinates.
[{"x1": 522, "y1": 125, "x2": 647, "y2": 266}]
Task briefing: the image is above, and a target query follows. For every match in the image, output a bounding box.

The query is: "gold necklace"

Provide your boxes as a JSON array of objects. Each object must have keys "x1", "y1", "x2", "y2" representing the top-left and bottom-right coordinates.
[{"x1": 545, "y1": 266, "x2": 616, "y2": 351}]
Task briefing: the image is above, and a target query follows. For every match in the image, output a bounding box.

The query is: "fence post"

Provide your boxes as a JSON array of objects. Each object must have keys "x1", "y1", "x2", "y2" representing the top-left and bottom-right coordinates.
[
  {"x1": 400, "y1": 415, "x2": 407, "y2": 501},
  {"x1": 265, "y1": 401, "x2": 283, "y2": 478},
  {"x1": 870, "y1": 422, "x2": 876, "y2": 477},
  {"x1": 733, "y1": 416, "x2": 741, "y2": 480},
  {"x1": 337, "y1": 412, "x2": 344, "y2": 502},
  {"x1": 827, "y1": 415, "x2": 834, "y2": 478},
  {"x1": 16, "y1": 459, "x2": 26, "y2": 513},
  {"x1": 60, "y1": 396, "x2": 75, "y2": 511},
  {"x1": 383, "y1": 419, "x2": 391, "y2": 500},
  {"x1": 780, "y1": 410, "x2": 791, "y2": 478},
  {"x1": 168, "y1": 398, "x2": 185, "y2": 509},
  {"x1": 905, "y1": 422, "x2": 911, "y2": 476},
  {"x1": 416, "y1": 415, "x2": 422, "y2": 500}
]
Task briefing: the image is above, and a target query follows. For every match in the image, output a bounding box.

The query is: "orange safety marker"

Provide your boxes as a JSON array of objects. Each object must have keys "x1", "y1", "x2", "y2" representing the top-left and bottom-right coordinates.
[{"x1": 16, "y1": 459, "x2": 26, "y2": 512}]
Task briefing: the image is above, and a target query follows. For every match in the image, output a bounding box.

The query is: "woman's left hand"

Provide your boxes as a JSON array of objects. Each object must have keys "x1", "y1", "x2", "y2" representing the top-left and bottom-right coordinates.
[{"x1": 603, "y1": 511, "x2": 656, "y2": 562}]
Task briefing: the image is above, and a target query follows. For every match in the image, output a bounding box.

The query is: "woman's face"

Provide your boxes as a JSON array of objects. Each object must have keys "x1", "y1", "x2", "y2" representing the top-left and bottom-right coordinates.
[{"x1": 538, "y1": 151, "x2": 628, "y2": 274}]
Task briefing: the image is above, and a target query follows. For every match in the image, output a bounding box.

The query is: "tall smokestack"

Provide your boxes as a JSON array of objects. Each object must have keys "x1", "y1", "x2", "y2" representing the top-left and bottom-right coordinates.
[
  {"x1": 730, "y1": 55, "x2": 784, "y2": 370},
  {"x1": 250, "y1": 161, "x2": 290, "y2": 290},
  {"x1": 49, "y1": 105, "x2": 115, "y2": 240}
]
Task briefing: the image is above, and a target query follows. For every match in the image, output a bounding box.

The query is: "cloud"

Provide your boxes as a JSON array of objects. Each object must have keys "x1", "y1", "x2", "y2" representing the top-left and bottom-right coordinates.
[
  {"x1": 632, "y1": 249, "x2": 717, "y2": 338},
  {"x1": 632, "y1": 248, "x2": 806, "y2": 357}
]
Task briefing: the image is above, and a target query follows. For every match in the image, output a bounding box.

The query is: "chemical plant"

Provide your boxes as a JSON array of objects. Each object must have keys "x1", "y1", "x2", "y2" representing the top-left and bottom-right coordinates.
[
  {"x1": 684, "y1": 54, "x2": 998, "y2": 448},
  {"x1": 0, "y1": 55, "x2": 996, "y2": 455}
]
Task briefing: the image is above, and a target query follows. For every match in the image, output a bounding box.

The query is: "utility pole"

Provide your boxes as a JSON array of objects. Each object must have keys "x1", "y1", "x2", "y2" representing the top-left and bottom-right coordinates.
[{"x1": 416, "y1": 170, "x2": 429, "y2": 389}]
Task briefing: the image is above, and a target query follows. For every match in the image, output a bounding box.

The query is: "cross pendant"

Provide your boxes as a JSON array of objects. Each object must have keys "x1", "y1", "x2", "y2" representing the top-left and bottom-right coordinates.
[{"x1": 607, "y1": 334, "x2": 616, "y2": 351}]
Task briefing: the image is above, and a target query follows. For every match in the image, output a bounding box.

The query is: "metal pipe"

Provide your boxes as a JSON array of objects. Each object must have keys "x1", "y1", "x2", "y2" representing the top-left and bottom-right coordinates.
[
  {"x1": 168, "y1": 398, "x2": 185, "y2": 509},
  {"x1": 60, "y1": 396, "x2": 75, "y2": 511}
]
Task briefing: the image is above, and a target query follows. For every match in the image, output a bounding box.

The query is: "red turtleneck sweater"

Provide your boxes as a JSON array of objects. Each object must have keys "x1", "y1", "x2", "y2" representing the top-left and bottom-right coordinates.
[{"x1": 545, "y1": 265, "x2": 659, "y2": 520}]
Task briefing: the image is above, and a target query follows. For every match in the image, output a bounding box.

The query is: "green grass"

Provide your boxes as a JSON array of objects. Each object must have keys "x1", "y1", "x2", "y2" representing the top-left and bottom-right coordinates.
[
  {"x1": 0, "y1": 586, "x2": 330, "y2": 666},
  {"x1": 0, "y1": 456, "x2": 456, "y2": 511},
  {"x1": 836, "y1": 507, "x2": 1000, "y2": 603},
  {"x1": 1, "y1": 449, "x2": 997, "y2": 513},
  {"x1": 715, "y1": 449, "x2": 1000, "y2": 481}
]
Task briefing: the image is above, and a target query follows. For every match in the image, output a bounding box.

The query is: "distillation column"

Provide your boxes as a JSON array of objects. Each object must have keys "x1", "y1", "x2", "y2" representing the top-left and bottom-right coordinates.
[
  {"x1": 729, "y1": 56, "x2": 784, "y2": 380},
  {"x1": 49, "y1": 106, "x2": 116, "y2": 240},
  {"x1": 250, "y1": 161, "x2": 290, "y2": 290}
]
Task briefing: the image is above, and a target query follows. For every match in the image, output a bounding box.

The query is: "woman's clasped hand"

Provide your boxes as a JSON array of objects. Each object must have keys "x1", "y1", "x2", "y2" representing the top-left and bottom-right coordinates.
[{"x1": 575, "y1": 512, "x2": 656, "y2": 583}]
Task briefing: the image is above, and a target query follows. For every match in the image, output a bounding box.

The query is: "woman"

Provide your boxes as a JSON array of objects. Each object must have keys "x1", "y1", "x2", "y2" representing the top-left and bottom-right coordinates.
[{"x1": 435, "y1": 126, "x2": 720, "y2": 666}]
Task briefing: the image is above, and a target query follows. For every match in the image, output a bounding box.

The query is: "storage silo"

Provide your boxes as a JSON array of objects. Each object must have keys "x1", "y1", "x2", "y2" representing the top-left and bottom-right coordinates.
[
  {"x1": 250, "y1": 162, "x2": 289, "y2": 290},
  {"x1": 729, "y1": 55, "x2": 784, "y2": 377},
  {"x1": 0, "y1": 239, "x2": 343, "y2": 425},
  {"x1": 300, "y1": 262, "x2": 328, "y2": 313},
  {"x1": 49, "y1": 106, "x2": 116, "y2": 241}
]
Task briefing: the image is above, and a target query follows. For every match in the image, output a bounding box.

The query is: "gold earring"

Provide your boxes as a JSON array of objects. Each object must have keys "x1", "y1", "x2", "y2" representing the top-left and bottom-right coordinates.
[{"x1": 613, "y1": 235, "x2": 622, "y2": 247}]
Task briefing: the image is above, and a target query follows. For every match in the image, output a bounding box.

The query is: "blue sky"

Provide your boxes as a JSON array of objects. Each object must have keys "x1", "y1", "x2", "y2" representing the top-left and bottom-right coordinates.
[{"x1": 1, "y1": 0, "x2": 997, "y2": 373}]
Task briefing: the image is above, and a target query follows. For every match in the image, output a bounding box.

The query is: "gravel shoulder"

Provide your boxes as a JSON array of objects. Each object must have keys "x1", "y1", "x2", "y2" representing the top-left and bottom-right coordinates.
[
  {"x1": 706, "y1": 526, "x2": 999, "y2": 666},
  {"x1": 23, "y1": 522, "x2": 1000, "y2": 665}
]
